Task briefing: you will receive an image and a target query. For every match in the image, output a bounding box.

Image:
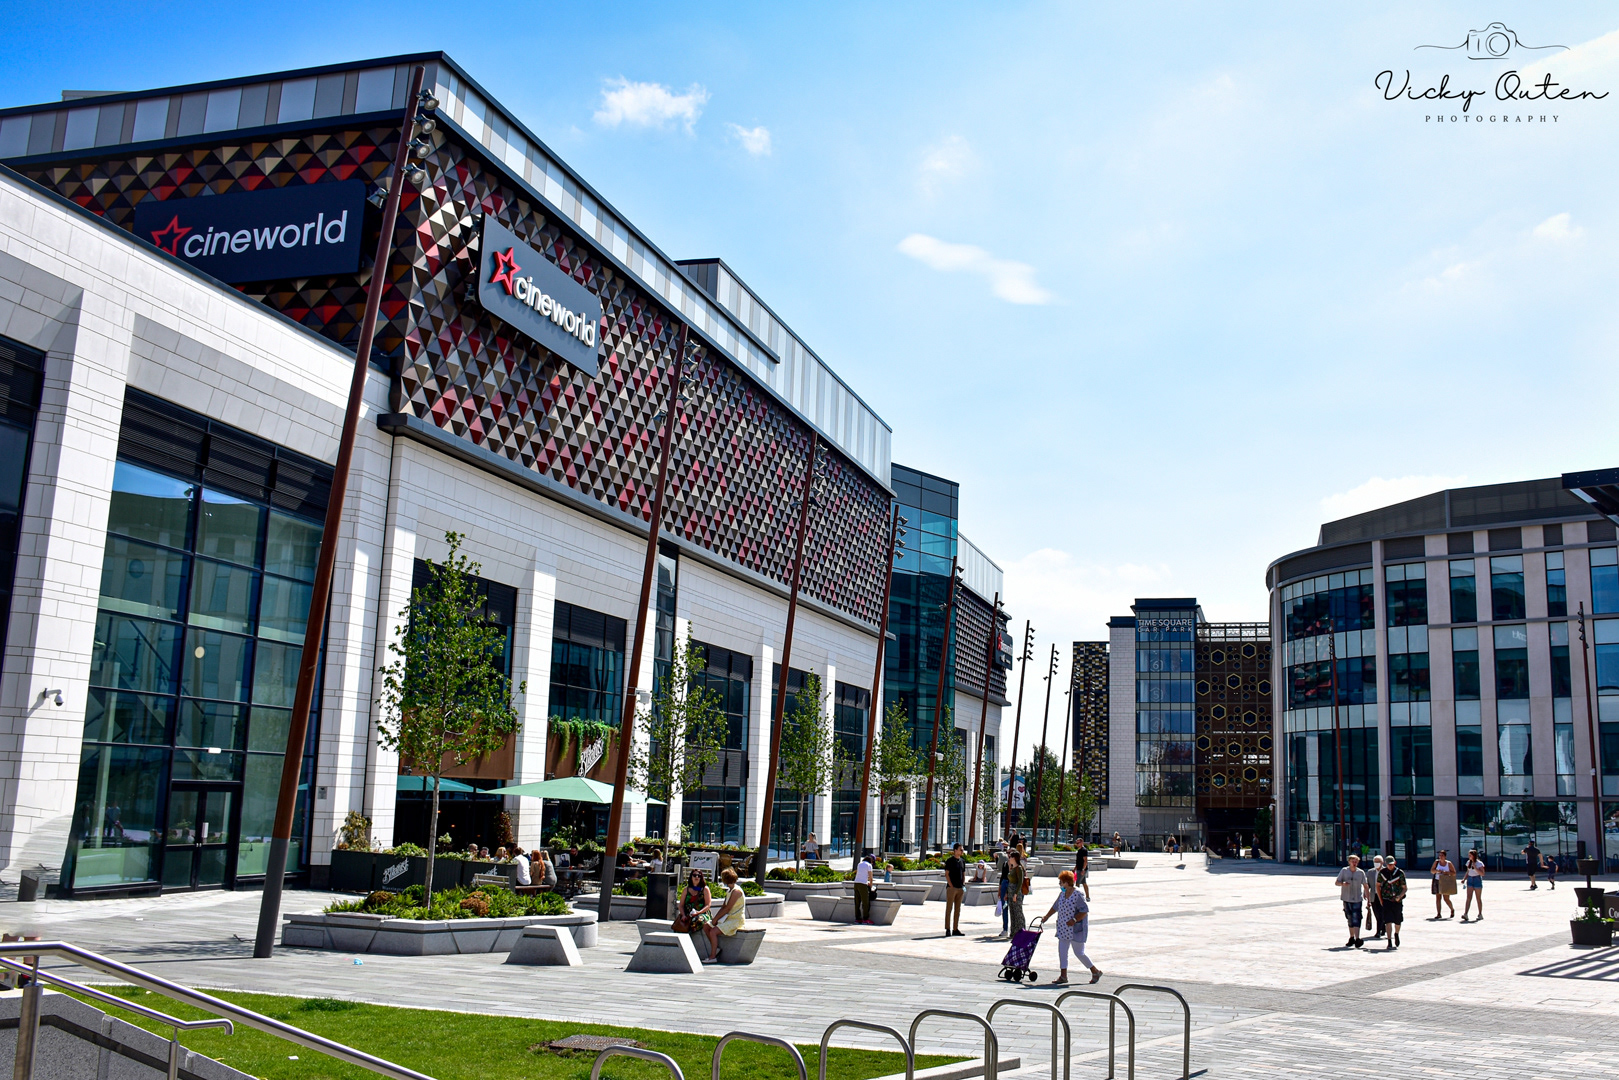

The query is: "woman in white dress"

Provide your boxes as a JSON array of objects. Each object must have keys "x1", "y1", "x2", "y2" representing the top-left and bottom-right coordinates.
[{"x1": 1040, "y1": 869, "x2": 1102, "y2": 985}]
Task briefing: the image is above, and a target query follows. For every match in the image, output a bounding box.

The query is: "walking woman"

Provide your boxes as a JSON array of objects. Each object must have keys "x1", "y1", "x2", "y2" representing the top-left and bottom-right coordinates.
[
  {"x1": 1461, "y1": 848, "x2": 1486, "y2": 922},
  {"x1": 1377, "y1": 855, "x2": 1407, "y2": 950},
  {"x1": 1430, "y1": 849, "x2": 1457, "y2": 920},
  {"x1": 1007, "y1": 851, "x2": 1028, "y2": 936},
  {"x1": 1041, "y1": 869, "x2": 1102, "y2": 985}
]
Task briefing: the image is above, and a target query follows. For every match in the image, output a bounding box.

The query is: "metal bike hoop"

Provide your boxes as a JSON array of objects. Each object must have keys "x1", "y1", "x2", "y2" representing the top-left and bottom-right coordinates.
[
  {"x1": 1054, "y1": 989, "x2": 1135, "y2": 1080},
  {"x1": 591, "y1": 1044, "x2": 685, "y2": 1080},
  {"x1": 908, "y1": 1009, "x2": 1000, "y2": 1080},
  {"x1": 987, "y1": 998, "x2": 1071, "y2": 1080},
  {"x1": 1112, "y1": 984, "x2": 1190, "y2": 1080},
  {"x1": 819, "y1": 1019, "x2": 914, "y2": 1080},
  {"x1": 712, "y1": 1030, "x2": 807, "y2": 1080}
]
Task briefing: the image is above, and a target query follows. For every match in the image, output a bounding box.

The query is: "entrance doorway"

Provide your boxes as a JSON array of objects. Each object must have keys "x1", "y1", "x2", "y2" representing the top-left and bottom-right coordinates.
[
  {"x1": 161, "y1": 786, "x2": 237, "y2": 890},
  {"x1": 883, "y1": 809, "x2": 905, "y2": 853}
]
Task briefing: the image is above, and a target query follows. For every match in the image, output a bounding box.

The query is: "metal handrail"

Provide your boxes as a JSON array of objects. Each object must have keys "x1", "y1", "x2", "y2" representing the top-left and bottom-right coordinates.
[
  {"x1": 908, "y1": 1009, "x2": 999, "y2": 1080},
  {"x1": 712, "y1": 1031, "x2": 807, "y2": 1080},
  {"x1": 1112, "y1": 984, "x2": 1190, "y2": 1080},
  {"x1": 987, "y1": 999, "x2": 1070, "y2": 1080},
  {"x1": 1055, "y1": 989, "x2": 1134, "y2": 1080},
  {"x1": 820, "y1": 1020, "x2": 914, "y2": 1080},
  {"x1": 591, "y1": 1045, "x2": 685, "y2": 1079},
  {"x1": 0, "y1": 942, "x2": 436, "y2": 1080}
]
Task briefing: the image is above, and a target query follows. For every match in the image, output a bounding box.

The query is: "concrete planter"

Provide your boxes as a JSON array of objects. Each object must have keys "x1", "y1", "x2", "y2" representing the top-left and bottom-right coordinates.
[
  {"x1": 806, "y1": 894, "x2": 901, "y2": 925},
  {"x1": 328, "y1": 849, "x2": 380, "y2": 893},
  {"x1": 963, "y1": 883, "x2": 1001, "y2": 906},
  {"x1": 609, "y1": 895, "x2": 647, "y2": 921},
  {"x1": 889, "y1": 869, "x2": 944, "y2": 884},
  {"x1": 281, "y1": 909, "x2": 598, "y2": 953},
  {"x1": 726, "y1": 894, "x2": 786, "y2": 918},
  {"x1": 1571, "y1": 918, "x2": 1614, "y2": 948},
  {"x1": 762, "y1": 880, "x2": 849, "y2": 902},
  {"x1": 873, "y1": 883, "x2": 932, "y2": 906}
]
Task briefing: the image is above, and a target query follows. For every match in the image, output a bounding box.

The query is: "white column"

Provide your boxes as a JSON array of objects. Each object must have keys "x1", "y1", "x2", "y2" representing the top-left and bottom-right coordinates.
[
  {"x1": 620, "y1": 627, "x2": 655, "y2": 846},
  {"x1": 745, "y1": 643, "x2": 774, "y2": 847},
  {"x1": 666, "y1": 615, "x2": 693, "y2": 843},
  {"x1": 814, "y1": 660, "x2": 836, "y2": 852},
  {"x1": 362, "y1": 502, "x2": 418, "y2": 851},
  {"x1": 510, "y1": 557, "x2": 557, "y2": 848}
]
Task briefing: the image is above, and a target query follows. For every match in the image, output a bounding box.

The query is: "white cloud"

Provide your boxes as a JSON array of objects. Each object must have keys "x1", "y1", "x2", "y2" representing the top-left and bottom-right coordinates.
[
  {"x1": 593, "y1": 78, "x2": 709, "y2": 131},
  {"x1": 1532, "y1": 212, "x2": 1583, "y2": 242},
  {"x1": 897, "y1": 233, "x2": 1054, "y2": 304},
  {"x1": 1319, "y1": 475, "x2": 1469, "y2": 522},
  {"x1": 918, "y1": 135, "x2": 977, "y2": 195},
  {"x1": 726, "y1": 123, "x2": 772, "y2": 156}
]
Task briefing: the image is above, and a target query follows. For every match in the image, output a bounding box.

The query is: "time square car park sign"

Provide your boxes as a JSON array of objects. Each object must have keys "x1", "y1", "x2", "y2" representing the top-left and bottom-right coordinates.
[{"x1": 477, "y1": 216, "x2": 604, "y2": 377}]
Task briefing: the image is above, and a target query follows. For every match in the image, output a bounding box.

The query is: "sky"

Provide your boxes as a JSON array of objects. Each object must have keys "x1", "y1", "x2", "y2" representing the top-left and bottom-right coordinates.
[{"x1": 5, "y1": 3, "x2": 1619, "y2": 737}]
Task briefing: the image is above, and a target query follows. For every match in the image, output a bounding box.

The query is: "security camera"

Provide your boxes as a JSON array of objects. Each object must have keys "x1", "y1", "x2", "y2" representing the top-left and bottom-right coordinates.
[{"x1": 42, "y1": 689, "x2": 63, "y2": 706}]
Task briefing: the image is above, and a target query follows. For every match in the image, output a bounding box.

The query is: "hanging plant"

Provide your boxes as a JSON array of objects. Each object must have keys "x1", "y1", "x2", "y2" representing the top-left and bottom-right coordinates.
[{"x1": 550, "y1": 716, "x2": 616, "y2": 760}]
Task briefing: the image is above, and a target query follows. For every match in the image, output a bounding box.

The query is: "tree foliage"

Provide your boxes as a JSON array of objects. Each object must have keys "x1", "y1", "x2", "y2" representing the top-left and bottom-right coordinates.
[
  {"x1": 627, "y1": 634, "x2": 728, "y2": 861},
  {"x1": 377, "y1": 532, "x2": 525, "y2": 904},
  {"x1": 777, "y1": 673, "x2": 848, "y2": 866},
  {"x1": 869, "y1": 701, "x2": 922, "y2": 801}
]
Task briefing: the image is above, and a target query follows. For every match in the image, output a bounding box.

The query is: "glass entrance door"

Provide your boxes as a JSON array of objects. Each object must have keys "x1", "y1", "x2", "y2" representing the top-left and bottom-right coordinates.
[{"x1": 161, "y1": 786, "x2": 236, "y2": 890}]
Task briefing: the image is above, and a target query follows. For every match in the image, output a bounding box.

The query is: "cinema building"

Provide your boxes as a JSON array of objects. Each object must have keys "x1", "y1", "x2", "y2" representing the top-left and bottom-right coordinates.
[
  {"x1": 0, "y1": 54, "x2": 999, "y2": 896},
  {"x1": 1267, "y1": 474, "x2": 1619, "y2": 869}
]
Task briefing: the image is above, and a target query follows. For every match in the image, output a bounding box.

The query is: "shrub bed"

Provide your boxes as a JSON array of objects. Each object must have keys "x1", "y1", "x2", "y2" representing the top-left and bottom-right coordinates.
[{"x1": 324, "y1": 884, "x2": 568, "y2": 920}]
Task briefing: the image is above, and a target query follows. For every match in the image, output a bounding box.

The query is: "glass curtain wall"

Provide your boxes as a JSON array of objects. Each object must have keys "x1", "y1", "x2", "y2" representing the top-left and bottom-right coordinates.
[
  {"x1": 0, "y1": 336, "x2": 45, "y2": 662},
  {"x1": 830, "y1": 681, "x2": 870, "y2": 856},
  {"x1": 1458, "y1": 801, "x2": 1579, "y2": 870},
  {"x1": 65, "y1": 391, "x2": 330, "y2": 894},
  {"x1": 684, "y1": 643, "x2": 751, "y2": 845},
  {"x1": 1134, "y1": 607, "x2": 1196, "y2": 829},
  {"x1": 645, "y1": 547, "x2": 678, "y2": 839},
  {"x1": 769, "y1": 665, "x2": 812, "y2": 860}
]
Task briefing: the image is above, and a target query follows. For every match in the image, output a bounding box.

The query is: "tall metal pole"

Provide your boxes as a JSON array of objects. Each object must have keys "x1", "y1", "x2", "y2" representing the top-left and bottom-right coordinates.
[
  {"x1": 966, "y1": 594, "x2": 1002, "y2": 851},
  {"x1": 1055, "y1": 681, "x2": 1073, "y2": 843},
  {"x1": 918, "y1": 556, "x2": 960, "y2": 853},
  {"x1": 1328, "y1": 621, "x2": 1345, "y2": 863},
  {"x1": 254, "y1": 66, "x2": 427, "y2": 958},
  {"x1": 1003, "y1": 621, "x2": 1035, "y2": 838},
  {"x1": 755, "y1": 432, "x2": 823, "y2": 883},
  {"x1": 1578, "y1": 602, "x2": 1601, "y2": 857},
  {"x1": 853, "y1": 506, "x2": 902, "y2": 856},
  {"x1": 1028, "y1": 645, "x2": 1059, "y2": 845},
  {"x1": 597, "y1": 325, "x2": 691, "y2": 918}
]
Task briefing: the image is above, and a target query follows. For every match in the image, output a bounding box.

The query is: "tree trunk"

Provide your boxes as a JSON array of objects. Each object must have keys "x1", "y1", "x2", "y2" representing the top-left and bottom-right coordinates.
[{"x1": 425, "y1": 774, "x2": 442, "y2": 906}]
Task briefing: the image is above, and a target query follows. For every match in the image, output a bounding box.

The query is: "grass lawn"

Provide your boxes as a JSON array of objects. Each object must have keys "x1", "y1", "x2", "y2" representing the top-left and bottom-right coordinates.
[{"x1": 71, "y1": 987, "x2": 961, "y2": 1079}]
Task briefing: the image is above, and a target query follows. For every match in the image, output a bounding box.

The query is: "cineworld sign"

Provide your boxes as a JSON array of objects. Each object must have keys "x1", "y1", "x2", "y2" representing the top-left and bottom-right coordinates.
[
  {"x1": 132, "y1": 180, "x2": 367, "y2": 284},
  {"x1": 477, "y1": 216, "x2": 603, "y2": 377}
]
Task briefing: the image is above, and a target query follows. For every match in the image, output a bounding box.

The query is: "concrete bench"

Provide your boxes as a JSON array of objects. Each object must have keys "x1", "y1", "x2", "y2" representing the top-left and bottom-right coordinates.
[
  {"x1": 504, "y1": 924, "x2": 581, "y2": 966},
  {"x1": 873, "y1": 883, "x2": 932, "y2": 905},
  {"x1": 806, "y1": 894, "x2": 902, "y2": 925},
  {"x1": 634, "y1": 918, "x2": 765, "y2": 964},
  {"x1": 963, "y1": 883, "x2": 1001, "y2": 906},
  {"x1": 627, "y1": 931, "x2": 704, "y2": 974}
]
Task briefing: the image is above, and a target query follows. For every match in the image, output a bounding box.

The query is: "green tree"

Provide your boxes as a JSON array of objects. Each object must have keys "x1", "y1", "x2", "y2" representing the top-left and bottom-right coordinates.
[
  {"x1": 931, "y1": 717, "x2": 968, "y2": 844},
  {"x1": 1025, "y1": 745, "x2": 1062, "y2": 831},
  {"x1": 1061, "y1": 771, "x2": 1099, "y2": 843},
  {"x1": 870, "y1": 701, "x2": 922, "y2": 807},
  {"x1": 778, "y1": 673, "x2": 847, "y2": 868},
  {"x1": 377, "y1": 532, "x2": 525, "y2": 905},
  {"x1": 627, "y1": 633, "x2": 728, "y2": 864},
  {"x1": 972, "y1": 755, "x2": 1003, "y2": 847},
  {"x1": 1253, "y1": 804, "x2": 1274, "y2": 857}
]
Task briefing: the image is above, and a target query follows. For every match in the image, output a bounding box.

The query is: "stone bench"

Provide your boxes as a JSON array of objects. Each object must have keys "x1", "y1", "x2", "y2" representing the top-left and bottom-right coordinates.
[
  {"x1": 504, "y1": 924, "x2": 581, "y2": 966},
  {"x1": 627, "y1": 931, "x2": 703, "y2": 974},
  {"x1": 632, "y1": 919, "x2": 766, "y2": 964},
  {"x1": 873, "y1": 882, "x2": 932, "y2": 906},
  {"x1": 806, "y1": 893, "x2": 902, "y2": 925},
  {"x1": 963, "y1": 883, "x2": 1001, "y2": 906}
]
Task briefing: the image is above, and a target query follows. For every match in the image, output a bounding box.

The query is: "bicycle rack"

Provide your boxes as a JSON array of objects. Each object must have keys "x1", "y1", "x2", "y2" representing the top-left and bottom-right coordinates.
[
  {"x1": 1054, "y1": 989, "x2": 1135, "y2": 1080},
  {"x1": 986, "y1": 999, "x2": 1071, "y2": 1080},
  {"x1": 819, "y1": 1019, "x2": 914, "y2": 1080},
  {"x1": 908, "y1": 1009, "x2": 1000, "y2": 1080},
  {"x1": 591, "y1": 1044, "x2": 685, "y2": 1079},
  {"x1": 712, "y1": 1031, "x2": 808, "y2": 1080},
  {"x1": 1111, "y1": 984, "x2": 1190, "y2": 1080}
]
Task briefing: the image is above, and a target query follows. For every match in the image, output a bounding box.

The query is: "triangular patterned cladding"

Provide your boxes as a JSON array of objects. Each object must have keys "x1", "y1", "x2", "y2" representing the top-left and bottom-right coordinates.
[{"x1": 24, "y1": 124, "x2": 890, "y2": 626}]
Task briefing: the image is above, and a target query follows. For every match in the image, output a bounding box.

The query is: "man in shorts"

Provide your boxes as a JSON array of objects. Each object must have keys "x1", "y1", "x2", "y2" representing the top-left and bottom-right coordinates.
[{"x1": 1334, "y1": 853, "x2": 1370, "y2": 949}]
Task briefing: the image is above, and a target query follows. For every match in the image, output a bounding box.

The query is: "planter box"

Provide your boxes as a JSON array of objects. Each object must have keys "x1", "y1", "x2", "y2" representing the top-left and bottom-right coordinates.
[
  {"x1": 806, "y1": 894, "x2": 901, "y2": 925},
  {"x1": 762, "y1": 880, "x2": 849, "y2": 902},
  {"x1": 459, "y1": 861, "x2": 504, "y2": 888},
  {"x1": 609, "y1": 895, "x2": 647, "y2": 921},
  {"x1": 963, "y1": 883, "x2": 1001, "y2": 907},
  {"x1": 329, "y1": 849, "x2": 379, "y2": 893},
  {"x1": 281, "y1": 909, "x2": 598, "y2": 953},
  {"x1": 724, "y1": 894, "x2": 785, "y2": 919},
  {"x1": 873, "y1": 883, "x2": 932, "y2": 906},
  {"x1": 1570, "y1": 919, "x2": 1614, "y2": 948},
  {"x1": 376, "y1": 855, "x2": 428, "y2": 892},
  {"x1": 889, "y1": 869, "x2": 944, "y2": 885}
]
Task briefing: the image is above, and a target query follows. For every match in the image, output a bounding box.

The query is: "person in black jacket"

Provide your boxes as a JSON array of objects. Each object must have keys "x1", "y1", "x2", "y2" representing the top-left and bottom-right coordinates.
[
  {"x1": 1073, "y1": 840, "x2": 1090, "y2": 900},
  {"x1": 943, "y1": 843, "x2": 966, "y2": 937}
]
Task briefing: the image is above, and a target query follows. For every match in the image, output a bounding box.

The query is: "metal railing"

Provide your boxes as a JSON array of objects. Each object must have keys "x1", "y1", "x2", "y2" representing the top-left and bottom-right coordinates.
[
  {"x1": 1055, "y1": 989, "x2": 1135, "y2": 1080},
  {"x1": 986, "y1": 999, "x2": 1070, "y2": 1080},
  {"x1": 908, "y1": 1009, "x2": 999, "y2": 1080},
  {"x1": 0, "y1": 942, "x2": 436, "y2": 1080},
  {"x1": 712, "y1": 1031, "x2": 807, "y2": 1080},
  {"x1": 1111, "y1": 985, "x2": 1190, "y2": 1080},
  {"x1": 591, "y1": 1045, "x2": 685, "y2": 1079},
  {"x1": 819, "y1": 1019, "x2": 914, "y2": 1080}
]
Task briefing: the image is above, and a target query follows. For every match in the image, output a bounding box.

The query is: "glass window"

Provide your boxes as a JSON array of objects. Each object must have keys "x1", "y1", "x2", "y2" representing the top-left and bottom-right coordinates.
[
  {"x1": 1453, "y1": 650, "x2": 1481, "y2": 700},
  {"x1": 248, "y1": 707, "x2": 292, "y2": 753},
  {"x1": 1494, "y1": 625, "x2": 1529, "y2": 700},
  {"x1": 1555, "y1": 724, "x2": 1576, "y2": 796},
  {"x1": 1392, "y1": 726, "x2": 1433, "y2": 796},
  {"x1": 251, "y1": 640, "x2": 300, "y2": 708},
  {"x1": 187, "y1": 558, "x2": 257, "y2": 634},
  {"x1": 98, "y1": 538, "x2": 187, "y2": 622},
  {"x1": 1596, "y1": 620, "x2": 1619, "y2": 696},
  {"x1": 1593, "y1": 547, "x2": 1619, "y2": 614},
  {"x1": 172, "y1": 748, "x2": 245, "y2": 782},
  {"x1": 237, "y1": 753, "x2": 296, "y2": 876},
  {"x1": 183, "y1": 629, "x2": 252, "y2": 702},
  {"x1": 1551, "y1": 644, "x2": 1572, "y2": 698},
  {"x1": 66, "y1": 743, "x2": 169, "y2": 889},
  {"x1": 1450, "y1": 560, "x2": 1477, "y2": 623},
  {"x1": 1389, "y1": 652, "x2": 1430, "y2": 701},
  {"x1": 107, "y1": 461, "x2": 193, "y2": 549},
  {"x1": 263, "y1": 510, "x2": 320, "y2": 582},
  {"x1": 83, "y1": 688, "x2": 172, "y2": 745},
  {"x1": 174, "y1": 700, "x2": 245, "y2": 750},
  {"x1": 257, "y1": 574, "x2": 312, "y2": 643},
  {"x1": 549, "y1": 600, "x2": 627, "y2": 726},
  {"x1": 1490, "y1": 556, "x2": 1525, "y2": 621},
  {"x1": 1457, "y1": 724, "x2": 1484, "y2": 780},
  {"x1": 91, "y1": 614, "x2": 181, "y2": 695},
  {"x1": 1546, "y1": 551, "x2": 1567, "y2": 618},
  {"x1": 195, "y1": 489, "x2": 263, "y2": 567},
  {"x1": 1498, "y1": 724, "x2": 1532, "y2": 796},
  {"x1": 1386, "y1": 566, "x2": 1428, "y2": 627}
]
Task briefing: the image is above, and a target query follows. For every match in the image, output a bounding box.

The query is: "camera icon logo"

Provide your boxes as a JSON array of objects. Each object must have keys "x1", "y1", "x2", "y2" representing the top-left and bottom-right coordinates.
[{"x1": 1416, "y1": 22, "x2": 1567, "y2": 60}]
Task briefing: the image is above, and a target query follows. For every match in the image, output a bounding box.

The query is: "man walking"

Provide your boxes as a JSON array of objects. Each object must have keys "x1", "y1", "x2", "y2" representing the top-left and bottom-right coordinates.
[
  {"x1": 944, "y1": 843, "x2": 966, "y2": 937},
  {"x1": 1521, "y1": 840, "x2": 1542, "y2": 890},
  {"x1": 1074, "y1": 837, "x2": 1091, "y2": 900},
  {"x1": 1334, "y1": 853, "x2": 1370, "y2": 949},
  {"x1": 1377, "y1": 855, "x2": 1407, "y2": 950},
  {"x1": 852, "y1": 853, "x2": 874, "y2": 925}
]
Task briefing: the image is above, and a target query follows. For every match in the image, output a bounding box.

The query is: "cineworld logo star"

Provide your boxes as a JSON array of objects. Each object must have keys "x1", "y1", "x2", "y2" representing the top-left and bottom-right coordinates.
[
  {"x1": 490, "y1": 246, "x2": 597, "y2": 348},
  {"x1": 148, "y1": 210, "x2": 350, "y2": 259}
]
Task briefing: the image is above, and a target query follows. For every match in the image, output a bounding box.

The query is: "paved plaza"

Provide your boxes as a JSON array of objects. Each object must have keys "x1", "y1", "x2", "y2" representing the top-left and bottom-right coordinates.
[{"x1": 5, "y1": 854, "x2": 1617, "y2": 1077}]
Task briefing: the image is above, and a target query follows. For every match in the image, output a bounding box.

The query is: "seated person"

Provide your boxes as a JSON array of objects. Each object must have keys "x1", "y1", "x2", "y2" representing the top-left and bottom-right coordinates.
[
  {"x1": 493, "y1": 846, "x2": 509, "y2": 862},
  {"x1": 478, "y1": 846, "x2": 491, "y2": 860},
  {"x1": 710, "y1": 868, "x2": 747, "y2": 960},
  {"x1": 464, "y1": 843, "x2": 481, "y2": 859},
  {"x1": 509, "y1": 845, "x2": 533, "y2": 891},
  {"x1": 536, "y1": 848, "x2": 558, "y2": 889},
  {"x1": 616, "y1": 842, "x2": 649, "y2": 873},
  {"x1": 673, "y1": 869, "x2": 717, "y2": 959}
]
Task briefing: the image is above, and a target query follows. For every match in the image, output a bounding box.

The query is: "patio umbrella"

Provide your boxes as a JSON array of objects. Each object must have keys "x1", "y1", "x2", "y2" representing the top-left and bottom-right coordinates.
[
  {"x1": 395, "y1": 775, "x2": 478, "y2": 793},
  {"x1": 484, "y1": 776, "x2": 663, "y2": 805}
]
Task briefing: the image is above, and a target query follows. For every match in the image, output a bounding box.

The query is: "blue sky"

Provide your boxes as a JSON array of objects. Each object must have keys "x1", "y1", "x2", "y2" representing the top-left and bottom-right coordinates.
[{"x1": 6, "y1": 2, "x2": 1618, "y2": 717}]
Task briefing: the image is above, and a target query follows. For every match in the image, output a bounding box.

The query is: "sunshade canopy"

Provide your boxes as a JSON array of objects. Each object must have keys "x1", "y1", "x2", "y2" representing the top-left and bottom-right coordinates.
[{"x1": 484, "y1": 776, "x2": 662, "y2": 804}]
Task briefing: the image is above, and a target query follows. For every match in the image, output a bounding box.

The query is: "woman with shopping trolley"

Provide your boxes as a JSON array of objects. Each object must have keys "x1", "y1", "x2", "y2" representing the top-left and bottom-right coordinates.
[{"x1": 1040, "y1": 869, "x2": 1103, "y2": 985}]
